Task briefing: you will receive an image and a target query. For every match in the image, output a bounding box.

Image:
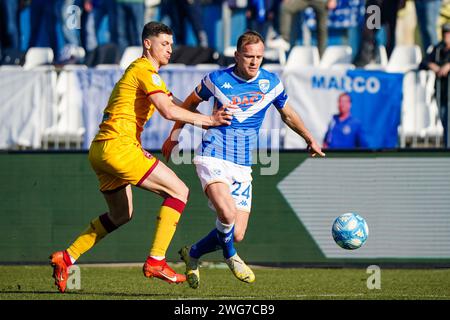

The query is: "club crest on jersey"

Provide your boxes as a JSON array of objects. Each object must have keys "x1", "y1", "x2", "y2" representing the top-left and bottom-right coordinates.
[
  {"x1": 152, "y1": 74, "x2": 162, "y2": 87},
  {"x1": 258, "y1": 79, "x2": 270, "y2": 93}
]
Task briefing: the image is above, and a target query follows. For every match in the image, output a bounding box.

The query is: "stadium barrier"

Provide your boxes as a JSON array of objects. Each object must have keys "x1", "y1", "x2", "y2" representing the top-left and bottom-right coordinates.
[
  {"x1": 1, "y1": 150, "x2": 449, "y2": 265},
  {"x1": 0, "y1": 65, "x2": 443, "y2": 151}
]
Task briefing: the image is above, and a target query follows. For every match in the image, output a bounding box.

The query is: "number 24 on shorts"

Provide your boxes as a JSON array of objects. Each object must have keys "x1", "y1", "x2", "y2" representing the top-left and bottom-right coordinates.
[{"x1": 231, "y1": 181, "x2": 251, "y2": 199}]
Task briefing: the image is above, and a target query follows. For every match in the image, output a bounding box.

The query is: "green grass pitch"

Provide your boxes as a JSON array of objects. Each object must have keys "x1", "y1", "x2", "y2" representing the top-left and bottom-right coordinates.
[{"x1": 0, "y1": 264, "x2": 449, "y2": 300}]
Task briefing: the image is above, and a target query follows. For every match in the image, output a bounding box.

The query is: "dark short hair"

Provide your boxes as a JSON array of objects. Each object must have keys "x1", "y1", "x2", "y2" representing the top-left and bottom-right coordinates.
[
  {"x1": 236, "y1": 30, "x2": 264, "y2": 52},
  {"x1": 142, "y1": 21, "x2": 173, "y2": 43}
]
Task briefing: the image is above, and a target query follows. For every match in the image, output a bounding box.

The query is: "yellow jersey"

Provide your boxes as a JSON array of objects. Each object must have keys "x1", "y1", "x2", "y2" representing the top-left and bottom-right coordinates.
[{"x1": 93, "y1": 57, "x2": 172, "y2": 143}]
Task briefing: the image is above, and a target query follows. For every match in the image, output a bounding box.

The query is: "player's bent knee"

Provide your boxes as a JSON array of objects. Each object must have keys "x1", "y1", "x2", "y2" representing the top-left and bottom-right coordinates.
[
  {"x1": 225, "y1": 205, "x2": 238, "y2": 219},
  {"x1": 181, "y1": 184, "x2": 190, "y2": 202},
  {"x1": 170, "y1": 183, "x2": 189, "y2": 204},
  {"x1": 117, "y1": 215, "x2": 132, "y2": 227},
  {"x1": 216, "y1": 206, "x2": 238, "y2": 224},
  {"x1": 109, "y1": 210, "x2": 133, "y2": 227}
]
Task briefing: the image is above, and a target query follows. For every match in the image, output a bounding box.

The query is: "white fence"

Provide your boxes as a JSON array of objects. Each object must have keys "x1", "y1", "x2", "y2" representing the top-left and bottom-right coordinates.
[{"x1": 0, "y1": 65, "x2": 444, "y2": 150}]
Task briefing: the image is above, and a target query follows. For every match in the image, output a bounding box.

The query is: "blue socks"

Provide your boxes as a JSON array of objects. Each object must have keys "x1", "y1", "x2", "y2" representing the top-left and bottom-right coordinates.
[
  {"x1": 190, "y1": 219, "x2": 236, "y2": 259},
  {"x1": 216, "y1": 224, "x2": 236, "y2": 259},
  {"x1": 189, "y1": 228, "x2": 221, "y2": 259}
]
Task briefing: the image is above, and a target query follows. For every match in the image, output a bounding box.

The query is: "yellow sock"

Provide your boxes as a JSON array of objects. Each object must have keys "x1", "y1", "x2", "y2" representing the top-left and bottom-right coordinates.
[
  {"x1": 150, "y1": 198, "x2": 185, "y2": 257},
  {"x1": 67, "y1": 213, "x2": 117, "y2": 260}
]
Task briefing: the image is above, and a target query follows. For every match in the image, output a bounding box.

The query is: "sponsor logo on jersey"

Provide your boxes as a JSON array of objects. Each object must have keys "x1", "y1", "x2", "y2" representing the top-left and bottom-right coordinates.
[
  {"x1": 230, "y1": 91, "x2": 264, "y2": 109},
  {"x1": 221, "y1": 82, "x2": 233, "y2": 89}
]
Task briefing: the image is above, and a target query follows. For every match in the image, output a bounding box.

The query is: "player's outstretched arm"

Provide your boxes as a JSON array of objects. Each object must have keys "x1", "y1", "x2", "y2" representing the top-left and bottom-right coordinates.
[
  {"x1": 277, "y1": 103, "x2": 325, "y2": 157},
  {"x1": 149, "y1": 91, "x2": 232, "y2": 127},
  {"x1": 160, "y1": 91, "x2": 238, "y2": 161},
  {"x1": 170, "y1": 94, "x2": 184, "y2": 107}
]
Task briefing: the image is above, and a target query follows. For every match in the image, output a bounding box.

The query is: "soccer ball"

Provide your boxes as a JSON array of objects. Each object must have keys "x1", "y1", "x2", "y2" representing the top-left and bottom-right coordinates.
[{"x1": 332, "y1": 213, "x2": 369, "y2": 250}]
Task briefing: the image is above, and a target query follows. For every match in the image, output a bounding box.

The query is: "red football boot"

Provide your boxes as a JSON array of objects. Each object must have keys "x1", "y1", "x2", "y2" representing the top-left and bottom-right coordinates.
[
  {"x1": 49, "y1": 250, "x2": 72, "y2": 293},
  {"x1": 143, "y1": 257, "x2": 186, "y2": 284}
]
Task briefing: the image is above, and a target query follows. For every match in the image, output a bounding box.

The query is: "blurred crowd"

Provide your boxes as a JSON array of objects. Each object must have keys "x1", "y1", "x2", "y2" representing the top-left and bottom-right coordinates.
[
  {"x1": 0, "y1": 0, "x2": 449, "y2": 65},
  {"x1": 0, "y1": 0, "x2": 214, "y2": 64}
]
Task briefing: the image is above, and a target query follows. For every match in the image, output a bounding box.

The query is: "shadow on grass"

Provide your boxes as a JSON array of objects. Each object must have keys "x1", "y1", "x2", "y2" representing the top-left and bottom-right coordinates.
[
  {"x1": 1, "y1": 290, "x2": 60, "y2": 295},
  {"x1": 0, "y1": 290, "x2": 176, "y2": 298}
]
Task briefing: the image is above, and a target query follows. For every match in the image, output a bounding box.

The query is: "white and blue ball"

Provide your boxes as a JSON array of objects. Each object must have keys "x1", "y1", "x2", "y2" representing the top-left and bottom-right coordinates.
[{"x1": 332, "y1": 213, "x2": 369, "y2": 250}]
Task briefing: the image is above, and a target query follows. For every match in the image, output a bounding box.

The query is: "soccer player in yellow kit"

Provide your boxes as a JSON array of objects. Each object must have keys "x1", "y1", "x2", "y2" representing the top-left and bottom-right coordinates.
[{"x1": 49, "y1": 21, "x2": 233, "y2": 293}]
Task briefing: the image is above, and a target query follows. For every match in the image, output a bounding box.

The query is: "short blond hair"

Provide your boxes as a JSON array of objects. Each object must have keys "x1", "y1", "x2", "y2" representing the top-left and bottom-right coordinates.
[{"x1": 237, "y1": 31, "x2": 264, "y2": 52}]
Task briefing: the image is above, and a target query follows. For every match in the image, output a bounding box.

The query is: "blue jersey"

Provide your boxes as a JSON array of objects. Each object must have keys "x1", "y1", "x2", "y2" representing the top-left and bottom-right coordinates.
[
  {"x1": 195, "y1": 66, "x2": 288, "y2": 166},
  {"x1": 323, "y1": 115, "x2": 368, "y2": 148}
]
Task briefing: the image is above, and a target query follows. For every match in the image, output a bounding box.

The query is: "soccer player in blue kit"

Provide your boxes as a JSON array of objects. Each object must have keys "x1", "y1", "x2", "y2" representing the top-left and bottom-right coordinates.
[{"x1": 162, "y1": 31, "x2": 325, "y2": 288}]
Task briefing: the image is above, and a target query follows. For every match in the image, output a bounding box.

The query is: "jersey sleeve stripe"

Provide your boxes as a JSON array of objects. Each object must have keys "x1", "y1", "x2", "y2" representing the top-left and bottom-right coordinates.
[
  {"x1": 193, "y1": 89, "x2": 204, "y2": 101},
  {"x1": 203, "y1": 74, "x2": 232, "y2": 105},
  {"x1": 146, "y1": 90, "x2": 166, "y2": 96},
  {"x1": 277, "y1": 96, "x2": 288, "y2": 109}
]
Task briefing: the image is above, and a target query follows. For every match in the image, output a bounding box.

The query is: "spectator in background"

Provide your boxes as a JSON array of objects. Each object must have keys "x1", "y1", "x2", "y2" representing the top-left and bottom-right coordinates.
[
  {"x1": 0, "y1": 0, "x2": 21, "y2": 53},
  {"x1": 246, "y1": 0, "x2": 279, "y2": 40},
  {"x1": 421, "y1": 23, "x2": 450, "y2": 147},
  {"x1": 144, "y1": 0, "x2": 160, "y2": 23},
  {"x1": 396, "y1": 0, "x2": 417, "y2": 47},
  {"x1": 415, "y1": 0, "x2": 442, "y2": 54},
  {"x1": 323, "y1": 93, "x2": 368, "y2": 149},
  {"x1": 438, "y1": 0, "x2": 450, "y2": 31},
  {"x1": 28, "y1": 0, "x2": 58, "y2": 56},
  {"x1": 116, "y1": 0, "x2": 145, "y2": 52},
  {"x1": 161, "y1": 0, "x2": 208, "y2": 48},
  {"x1": 26, "y1": 0, "x2": 81, "y2": 64},
  {"x1": 269, "y1": 0, "x2": 282, "y2": 37},
  {"x1": 79, "y1": 0, "x2": 96, "y2": 53},
  {"x1": 56, "y1": 0, "x2": 85, "y2": 63},
  {"x1": 353, "y1": 0, "x2": 406, "y2": 67},
  {"x1": 80, "y1": 0, "x2": 118, "y2": 54},
  {"x1": 268, "y1": 0, "x2": 337, "y2": 56}
]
